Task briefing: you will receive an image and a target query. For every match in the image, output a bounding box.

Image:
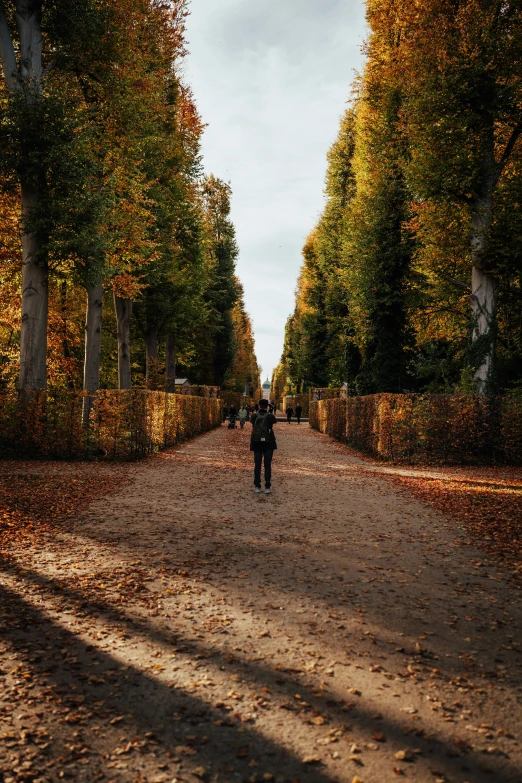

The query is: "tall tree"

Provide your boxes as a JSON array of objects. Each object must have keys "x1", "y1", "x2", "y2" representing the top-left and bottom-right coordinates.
[
  {"x1": 223, "y1": 280, "x2": 260, "y2": 394},
  {"x1": 0, "y1": 1, "x2": 47, "y2": 389},
  {"x1": 394, "y1": 0, "x2": 522, "y2": 391},
  {"x1": 193, "y1": 175, "x2": 239, "y2": 385}
]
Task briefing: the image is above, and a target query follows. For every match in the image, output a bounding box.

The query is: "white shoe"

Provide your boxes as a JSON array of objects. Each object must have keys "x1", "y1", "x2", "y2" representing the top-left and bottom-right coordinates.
[
  {"x1": 255, "y1": 487, "x2": 261, "y2": 494},
  {"x1": 265, "y1": 487, "x2": 272, "y2": 494}
]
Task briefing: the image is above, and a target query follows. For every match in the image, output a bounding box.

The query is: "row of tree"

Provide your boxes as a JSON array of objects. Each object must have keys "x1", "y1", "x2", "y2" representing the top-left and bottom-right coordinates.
[
  {"x1": 0, "y1": 0, "x2": 259, "y2": 396},
  {"x1": 275, "y1": 0, "x2": 522, "y2": 397}
]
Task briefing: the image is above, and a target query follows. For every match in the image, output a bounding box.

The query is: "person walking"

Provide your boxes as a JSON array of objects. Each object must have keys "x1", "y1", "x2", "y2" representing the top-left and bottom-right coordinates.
[
  {"x1": 286, "y1": 405, "x2": 294, "y2": 424},
  {"x1": 250, "y1": 399, "x2": 277, "y2": 494},
  {"x1": 296, "y1": 404, "x2": 303, "y2": 424},
  {"x1": 238, "y1": 406, "x2": 248, "y2": 429}
]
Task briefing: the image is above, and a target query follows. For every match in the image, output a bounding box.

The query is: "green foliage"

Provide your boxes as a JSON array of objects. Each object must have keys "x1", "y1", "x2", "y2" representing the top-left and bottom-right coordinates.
[
  {"x1": 187, "y1": 176, "x2": 241, "y2": 386},
  {"x1": 0, "y1": 1, "x2": 255, "y2": 393},
  {"x1": 279, "y1": 0, "x2": 522, "y2": 397}
]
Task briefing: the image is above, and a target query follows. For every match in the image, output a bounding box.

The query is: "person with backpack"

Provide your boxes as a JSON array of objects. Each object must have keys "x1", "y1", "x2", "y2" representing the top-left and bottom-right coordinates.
[
  {"x1": 228, "y1": 405, "x2": 237, "y2": 429},
  {"x1": 250, "y1": 399, "x2": 277, "y2": 494},
  {"x1": 296, "y1": 404, "x2": 303, "y2": 424}
]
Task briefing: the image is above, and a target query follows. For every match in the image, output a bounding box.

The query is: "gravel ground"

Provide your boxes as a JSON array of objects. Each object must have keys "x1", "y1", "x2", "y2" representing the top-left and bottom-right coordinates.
[{"x1": 1, "y1": 421, "x2": 521, "y2": 783}]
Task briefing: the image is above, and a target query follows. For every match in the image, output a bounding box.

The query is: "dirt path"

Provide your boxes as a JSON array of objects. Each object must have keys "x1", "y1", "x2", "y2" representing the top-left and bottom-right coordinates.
[{"x1": 1, "y1": 422, "x2": 522, "y2": 783}]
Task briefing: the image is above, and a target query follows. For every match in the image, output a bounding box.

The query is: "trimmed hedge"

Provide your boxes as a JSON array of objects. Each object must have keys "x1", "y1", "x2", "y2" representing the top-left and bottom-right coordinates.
[
  {"x1": 174, "y1": 385, "x2": 220, "y2": 397},
  {"x1": 0, "y1": 390, "x2": 222, "y2": 460},
  {"x1": 309, "y1": 392, "x2": 522, "y2": 465}
]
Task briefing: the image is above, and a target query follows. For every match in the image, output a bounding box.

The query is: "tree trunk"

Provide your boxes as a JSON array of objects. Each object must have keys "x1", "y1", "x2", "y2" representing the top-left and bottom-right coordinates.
[
  {"x1": 114, "y1": 294, "x2": 132, "y2": 390},
  {"x1": 470, "y1": 196, "x2": 497, "y2": 393},
  {"x1": 165, "y1": 333, "x2": 176, "y2": 393},
  {"x1": 82, "y1": 279, "x2": 103, "y2": 425},
  {"x1": 18, "y1": 183, "x2": 47, "y2": 390},
  {"x1": 3, "y1": 6, "x2": 47, "y2": 390},
  {"x1": 145, "y1": 329, "x2": 157, "y2": 389},
  {"x1": 60, "y1": 280, "x2": 74, "y2": 389}
]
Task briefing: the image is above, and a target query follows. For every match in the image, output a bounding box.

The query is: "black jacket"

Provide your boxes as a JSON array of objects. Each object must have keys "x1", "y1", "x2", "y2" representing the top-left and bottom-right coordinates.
[{"x1": 250, "y1": 412, "x2": 277, "y2": 452}]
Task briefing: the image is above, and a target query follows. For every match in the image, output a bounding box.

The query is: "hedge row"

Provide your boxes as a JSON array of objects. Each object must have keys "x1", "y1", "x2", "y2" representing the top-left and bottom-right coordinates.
[
  {"x1": 174, "y1": 385, "x2": 220, "y2": 397},
  {"x1": 309, "y1": 393, "x2": 522, "y2": 465},
  {"x1": 0, "y1": 390, "x2": 222, "y2": 460}
]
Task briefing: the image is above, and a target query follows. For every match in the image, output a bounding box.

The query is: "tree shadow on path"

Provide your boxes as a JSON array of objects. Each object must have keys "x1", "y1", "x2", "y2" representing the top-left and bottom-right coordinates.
[{"x1": 1, "y1": 565, "x2": 520, "y2": 783}]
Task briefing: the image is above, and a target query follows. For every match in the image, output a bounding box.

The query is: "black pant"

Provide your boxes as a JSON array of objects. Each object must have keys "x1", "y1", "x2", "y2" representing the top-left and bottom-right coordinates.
[
  {"x1": 254, "y1": 450, "x2": 273, "y2": 488},
  {"x1": 297, "y1": 415, "x2": 301, "y2": 424}
]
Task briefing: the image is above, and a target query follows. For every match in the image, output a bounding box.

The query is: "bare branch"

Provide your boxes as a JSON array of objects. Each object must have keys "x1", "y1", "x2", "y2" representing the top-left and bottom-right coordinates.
[
  {"x1": 444, "y1": 277, "x2": 471, "y2": 291},
  {"x1": 422, "y1": 306, "x2": 468, "y2": 317},
  {"x1": 0, "y1": 8, "x2": 18, "y2": 92},
  {"x1": 493, "y1": 122, "x2": 522, "y2": 187}
]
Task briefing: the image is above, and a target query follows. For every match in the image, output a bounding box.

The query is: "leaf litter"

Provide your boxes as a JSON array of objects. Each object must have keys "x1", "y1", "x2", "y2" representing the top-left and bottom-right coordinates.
[{"x1": 1, "y1": 426, "x2": 521, "y2": 782}]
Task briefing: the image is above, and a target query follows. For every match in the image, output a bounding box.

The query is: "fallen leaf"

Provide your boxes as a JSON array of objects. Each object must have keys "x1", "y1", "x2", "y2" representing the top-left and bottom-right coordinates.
[
  {"x1": 174, "y1": 744, "x2": 197, "y2": 756},
  {"x1": 303, "y1": 755, "x2": 322, "y2": 764}
]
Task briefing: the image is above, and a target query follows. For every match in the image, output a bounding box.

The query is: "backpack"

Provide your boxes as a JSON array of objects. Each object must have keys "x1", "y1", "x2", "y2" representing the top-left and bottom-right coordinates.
[{"x1": 252, "y1": 411, "x2": 271, "y2": 443}]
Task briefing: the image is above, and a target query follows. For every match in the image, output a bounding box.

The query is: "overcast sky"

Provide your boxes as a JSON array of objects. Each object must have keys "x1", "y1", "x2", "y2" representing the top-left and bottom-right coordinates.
[{"x1": 184, "y1": 0, "x2": 367, "y2": 381}]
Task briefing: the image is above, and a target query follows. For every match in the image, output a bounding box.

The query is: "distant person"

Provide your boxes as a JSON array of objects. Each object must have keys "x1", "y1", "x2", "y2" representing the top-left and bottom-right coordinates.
[
  {"x1": 296, "y1": 404, "x2": 303, "y2": 424},
  {"x1": 228, "y1": 405, "x2": 237, "y2": 429},
  {"x1": 254, "y1": 403, "x2": 259, "y2": 413},
  {"x1": 250, "y1": 399, "x2": 277, "y2": 494},
  {"x1": 286, "y1": 405, "x2": 294, "y2": 424},
  {"x1": 238, "y1": 406, "x2": 248, "y2": 429},
  {"x1": 223, "y1": 406, "x2": 229, "y2": 423}
]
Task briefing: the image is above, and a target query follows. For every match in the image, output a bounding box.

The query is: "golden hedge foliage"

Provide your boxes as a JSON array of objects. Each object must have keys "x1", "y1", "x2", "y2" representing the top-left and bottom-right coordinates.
[
  {"x1": 0, "y1": 390, "x2": 222, "y2": 460},
  {"x1": 309, "y1": 393, "x2": 522, "y2": 465},
  {"x1": 174, "y1": 385, "x2": 220, "y2": 397}
]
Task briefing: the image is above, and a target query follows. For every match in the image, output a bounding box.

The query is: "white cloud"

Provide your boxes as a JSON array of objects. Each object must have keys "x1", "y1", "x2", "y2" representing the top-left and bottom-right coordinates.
[{"x1": 184, "y1": 0, "x2": 367, "y2": 378}]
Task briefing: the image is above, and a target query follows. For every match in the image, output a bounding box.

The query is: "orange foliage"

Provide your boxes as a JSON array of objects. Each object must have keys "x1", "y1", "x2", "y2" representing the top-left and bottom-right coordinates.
[
  {"x1": 310, "y1": 393, "x2": 522, "y2": 466},
  {"x1": 0, "y1": 390, "x2": 222, "y2": 460}
]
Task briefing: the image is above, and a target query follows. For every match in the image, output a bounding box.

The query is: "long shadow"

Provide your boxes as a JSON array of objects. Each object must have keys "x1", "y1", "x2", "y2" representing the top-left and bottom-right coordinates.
[
  {"x1": 38, "y1": 508, "x2": 522, "y2": 694},
  {"x1": 1, "y1": 581, "x2": 337, "y2": 783},
  {"x1": 2, "y1": 566, "x2": 520, "y2": 782},
  {"x1": 6, "y1": 478, "x2": 520, "y2": 694}
]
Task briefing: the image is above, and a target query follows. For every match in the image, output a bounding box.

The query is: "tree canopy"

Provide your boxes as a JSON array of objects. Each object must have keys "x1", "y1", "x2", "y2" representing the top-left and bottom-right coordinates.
[
  {"x1": 278, "y1": 0, "x2": 522, "y2": 397},
  {"x1": 0, "y1": 0, "x2": 259, "y2": 393}
]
